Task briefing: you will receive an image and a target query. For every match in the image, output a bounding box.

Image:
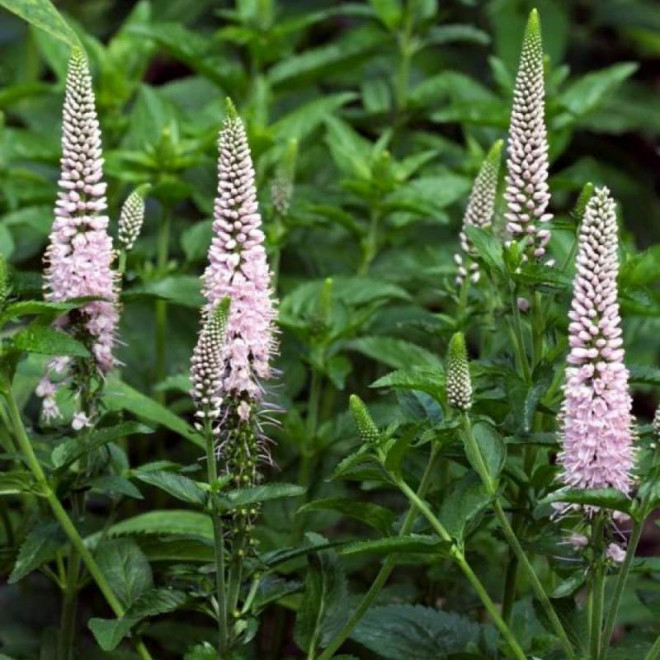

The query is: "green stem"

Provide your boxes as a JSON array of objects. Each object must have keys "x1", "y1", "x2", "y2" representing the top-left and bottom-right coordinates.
[
  {"x1": 589, "y1": 515, "x2": 606, "y2": 660},
  {"x1": 601, "y1": 520, "x2": 644, "y2": 658},
  {"x1": 154, "y1": 206, "x2": 172, "y2": 401},
  {"x1": 461, "y1": 414, "x2": 575, "y2": 657},
  {"x1": 645, "y1": 637, "x2": 660, "y2": 660},
  {"x1": 396, "y1": 479, "x2": 526, "y2": 660},
  {"x1": 317, "y1": 444, "x2": 442, "y2": 660},
  {"x1": 58, "y1": 548, "x2": 81, "y2": 660},
  {"x1": 117, "y1": 250, "x2": 127, "y2": 277},
  {"x1": 530, "y1": 290, "x2": 543, "y2": 369},
  {"x1": 509, "y1": 289, "x2": 531, "y2": 384},
  {"x1": 3, "y1": 390, "x2": 153, "y2": 660},
  {"x1": 205, "y1": 421, "x2": 229, "y2": 655},
  {"x1": 359, "y1": 208, "x2": 380, "y2": 275}
]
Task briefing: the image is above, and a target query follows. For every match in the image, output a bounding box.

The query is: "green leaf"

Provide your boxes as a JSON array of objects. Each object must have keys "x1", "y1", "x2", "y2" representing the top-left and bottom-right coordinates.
[
  {"x1": 0, "y1": 470, "x2": 37, "y2": 495},
  {"x1": 107, "y1": 511, "x2": 213, "y2": 540},
  {"x1": 297, "y1": 497, "x2": 395, "y2": 535},
  {"x1": 424, "y1": 24, "x2": 490, "y2": 47},
  {"x1": 463, "y1": 422, "x2": 505, "y2": 491},
  {"x1": 541, "y1": 487, "x2": 633, "y2": 515},
  {"x1": 13, "y1": 324, "x2": 90, "y2": 358},
  {"x1": 221, "y1": 483, "x2": 305, "y2": 509},
  {"x1": 125, "y1": 276, "x2": 204, "y2": 308},
  {"x1": 351, "y1": 604, "x2": 485, "y2": 659},
  {"x1": 384, "y1": 174, "x2": 471, "y2": 216},
  {"x1": 88, "y1": 618, "x2": 134, "y2": 652},
  {"x1": 51, "y1": 422, "x2": 153, "y2": 468},
  {"x1": 134, "y1": 470, "x2": 206, "y2": 506},
  {"x1": 0, "y1": 300, "x2": 78, "y2": 327},
  {"x1": 464, "y1": 225, "x2": 505, "y2": 274},
  {"x1": 9, "y1": 521, "x2": 64, "y2": 583},
  {"x1": 181, "y1": 220, "x2": 213, "y2": 262},
  {"x1": 439, "y1": 473, "x2": 490, "y2": 540},
  {"x1": 0, "y1": 0, "x2": 81, "y2": 49},
  {"x1": 96, "y1": 539, "x2": 153, "y2": 608},
  {"x1": 104, "y1": 378, "x2": 202, "y2": 448},
  {"x1": 294, "y1": 543, "x2": 346, "y2": 653},
  {"x1": 368, "y1": 0, "x2": 402, "y2": 29},
  {"x1": 371, "y1": 367, "x2": 445, "y2": 400},
  {"x1": 340, "y1": 534, "x2": 450, "y2": 558},
  {"x1": 560, "y1": 63, "x2": 638, "y2": 117},
  {"x1": 89, "y1": 475, "x2": 144, "y2": 500},
  {"x1": 348, "y1": 336, "x2": 442, "y2": 370}
]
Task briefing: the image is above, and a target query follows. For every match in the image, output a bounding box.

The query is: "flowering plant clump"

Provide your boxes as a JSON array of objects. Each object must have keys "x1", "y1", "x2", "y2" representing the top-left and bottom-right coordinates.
[{"x1": 1, "y1": 4, "x2": 660, "y2": 660}]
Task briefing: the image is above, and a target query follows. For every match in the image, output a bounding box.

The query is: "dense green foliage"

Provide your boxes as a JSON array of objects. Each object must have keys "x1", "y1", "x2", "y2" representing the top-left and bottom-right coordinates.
[{"x1": 0, "y1": 1, "x2": 659, "y2": 659}]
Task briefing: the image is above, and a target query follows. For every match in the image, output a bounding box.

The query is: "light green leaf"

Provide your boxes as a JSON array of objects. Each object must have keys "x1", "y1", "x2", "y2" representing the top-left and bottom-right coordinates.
[
  {"x1": 96, "y1": 538, "x2": 153, "y2": 608},
  {"x1": 13, "y1": 324, "x2": 90, "y2": 358},
  {"x1": 0, "y1": 0, "x2": 81, "y2": 49},
  {"x1": 340, "y1": 534, "x2": 450, "y2": 557},
  {"x1": 134, "y1": 470, "x2": 206, "y2": 506},
  {"x1": 222, "y1": 483, "x2": 305, "y2": 509},
  {"x1": 107, "y1": 511, "x2": 213, "y2": 540},
  {"x1": 371, "y1": 367, "x2": 445, "y2": 400},
  {"x1": 348, "y1": 336, "x2": 442, "y2": 370}
]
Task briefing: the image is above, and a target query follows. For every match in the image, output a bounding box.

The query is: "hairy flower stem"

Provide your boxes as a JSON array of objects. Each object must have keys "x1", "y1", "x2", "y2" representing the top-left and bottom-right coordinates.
[
  {"x1": 601, "y1": 520, "x2": 644, "y2": 658},
  {"x1": 317, "y1": 443, "x2": 442, "y2": 660},
  {"x1": 395, "y1": 479, "x2": 526, "y2": 660},
  {"x1": 460, "y1": 414, "x2": 575, "y2": 658},
  {"x1": 154, "y1": 205, "x2": 172, "y2": 402},
  {"x1": 204, "y1": 420, "x2": 229, "y2": 655},
  {"x1": 2, "y1": 389, "x2": 153, "y2": 660}
]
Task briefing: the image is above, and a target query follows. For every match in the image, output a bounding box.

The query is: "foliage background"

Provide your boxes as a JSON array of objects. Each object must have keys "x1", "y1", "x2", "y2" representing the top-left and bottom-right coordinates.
[{"x1": 1, "y1": 0, "x2": 660, "y2": 658}]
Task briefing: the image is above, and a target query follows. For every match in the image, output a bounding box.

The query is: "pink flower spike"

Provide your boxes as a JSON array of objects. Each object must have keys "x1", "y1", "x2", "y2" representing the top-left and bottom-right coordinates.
[
  {"x1": 41, "y1": 49, "x2": 119, "y2": 390},
  {"x1": 504, "y1": 10, "x2": 553, "y2": 263},
  {"x1": 201, "y1": 99, "x2": 278, "y2": 405},
  {"x1": 557, "y1": 188, "x2": 635, "y2": 497}
]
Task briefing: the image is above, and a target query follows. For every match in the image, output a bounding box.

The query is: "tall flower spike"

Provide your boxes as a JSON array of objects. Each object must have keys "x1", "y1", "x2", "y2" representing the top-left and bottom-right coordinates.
[
  {"x1": 455, "y1": 141, "x2": 503, "y2": 286},
  {"x1": 557, "y1": 188, "x2": 635, "y2": 495},
  {"x1": 191, "y1": 298, "x2": 230, "y2": 430},
  {"x1": 118, "y1": 184, "x2": 150, "y2": 252},
  {"x1": 447, "y1": 332, "x2": 472, "y2": 411},
  {"x1": 202, "y1": 99, "x2": 278, "y2": 404},
  {"x1": 504, "y1": 9, "x2": 553, "y2": 264},
  {"x1": 39, "y1": 49, "x2": 119, "y2": 420}
]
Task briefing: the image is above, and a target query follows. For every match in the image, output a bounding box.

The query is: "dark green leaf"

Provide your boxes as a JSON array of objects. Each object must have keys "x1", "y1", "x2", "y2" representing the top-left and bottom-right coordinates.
[
  {"x1": 13, "y1": 325, "x2": 90, "y2": 358},
  {"x1": 96, "y1": 539, "x2": 153, "y2": 608},
  {"x1": 340, "y1": 534, "x2": 450, "y2": 557},
  {"x1": 9, "y1": 521, "x2": 64, "y2": 583},
  {"x1": 297, "y1": 497, "x2": 395, "y2": 535},
  {"x1": 134, "y1": 470, "x2": 206, "y2": 506}
]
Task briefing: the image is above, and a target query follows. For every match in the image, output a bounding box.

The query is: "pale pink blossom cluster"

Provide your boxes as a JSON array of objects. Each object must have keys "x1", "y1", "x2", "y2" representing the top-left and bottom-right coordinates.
[
  {"x1": 200, "y1": 101, "x2": 277, "y2": 414},
  {"x1": 38, "y1": 50, "x2": 118, "y2": 421},
  {"x1": 504, "y1": 9, "x2": 553, "y2": 264},
  {"x1": 557, "y1": 188, "x2": 635, "y2": 495},
  {"x1": 455, "y1": 141, "x2": 502, "y2": 286}
]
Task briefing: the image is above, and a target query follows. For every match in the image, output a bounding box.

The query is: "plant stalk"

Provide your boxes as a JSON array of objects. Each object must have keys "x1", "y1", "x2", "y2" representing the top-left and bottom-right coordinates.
[
  {"x1": 3, "y1": 390, "x2": 153, "y2": 660},
  {"x1": 317, "y1": 443, "x2": 442, "y2": 660},
  {"x1": 396, "y1": 479, "x2": 526, "y2": 660},
  {"x1": 601, "y1": 520, "x2": 643, "y2": 657},
  {"x1": 204, "y1": 420, "x2": 229, "y2": 655},
  {"x1": 589, "y1": 514, "x2": 606, "y2": 660},
  {"x1": 154, "y1": 206, "x2": 172, "y2": 401}
]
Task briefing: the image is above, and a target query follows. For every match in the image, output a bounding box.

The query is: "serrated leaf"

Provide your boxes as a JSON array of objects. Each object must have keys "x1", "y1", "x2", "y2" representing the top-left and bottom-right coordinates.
[
  {"x1": 439, "y1": 474, "x2": 491, "y2": 540},
  {"x1": 107, "y1": 511, "x2": 213, "y2": 540},
  {"x1": 371, "y1": 367, "x2": 445, "y2": 400},
  {"x1": 351, "y1": 604, "x2": 485, "y2": 659},
  {"x1": 52, "y1": 422, "x2": 153, "y2": 468},
  {"x1": 0, "y1": 0, "x2": 81, "y2": 49},
  {"x1": 297, "y1": 497, "x2": 395, "y2": 535},
  {"x1": 13, "y1": 324, "x2": 90, "y2": 358},
  {"x1": 0, "y1": 470, "x2": 37, "y2": 495},
  {"x1": 221, "y1": 483, "x2": 305, "y2": 509},
  {"x1": 340, "y1": 534, "x2": 450, "y2": 557},
  {"x1": 294, "y1": 543, "x2": 346, "y2": 653},
  {"x1": 9, "y1": 520, "x2": 64, "y2": 583},
  {"x1": 464, "y1": 225, "x2": 504, "y2": 274},
  {"x1": 89, "y1": 475, "x2": 143, "y2": 500},
  {"x1": 134, "y1": 470, "x2": 206, "y2": 506},
  {"x1": 88, "y1": 618, "x2": 134, "y2": 652},
  {"x1": 464, "y1": 422, "x2": 505, "y2": 492},
  {"x1": 541, "y1": 487, "x2": 633, "y2": 514},
  {"x1": 104, "y1": 378, "x2": 202, "y2": 449},
  {"x1": 348, "y1": 336, "x2": 442, "y2": 370},
  {"x1": 96, "y1": 539, "x2": 153, "y2": 608}
]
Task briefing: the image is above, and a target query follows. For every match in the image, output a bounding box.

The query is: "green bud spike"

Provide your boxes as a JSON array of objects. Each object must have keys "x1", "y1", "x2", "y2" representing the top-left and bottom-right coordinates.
[
  {"x1": 653, "y1": 405, "x2": 660, "y2": 439},
  {"x1": 487, "y1": 139, "x2": 504, "y2": 166},
  {"x1": 211, "y1": 296, "x2": 231, "y2": 340},
  {"x1": 572, "y1": 182, "x2": 595, "y2": 222},
  {"x1": 447, "y1": 332, "x2": 472, "y2": 411},
  {"x1": 349, "y1": 394, "x2": 381, "y2": 445}
]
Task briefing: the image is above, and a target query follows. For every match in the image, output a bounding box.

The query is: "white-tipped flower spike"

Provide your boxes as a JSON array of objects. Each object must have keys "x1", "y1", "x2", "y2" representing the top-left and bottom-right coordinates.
[
  {"x1": 202, "y1": 99, "x2": 278, "y2": 409},
  {"x1": 557, "y1": 188, "x2": 635, "y2": 496},
  {"x1": 653, "y1": 404, "x2": 660, "y2": 440},
  {"x1": 504, "y1": 9, "x2": 553, "y2": 264},
  {"x1": 191, "y1": 298, "x2": 230, "y2": 431},
  {"x1": 455, "y1": 141, "x2": 503, "y2": 287},
  {"x1": 38, "y1": 49, "x2": 119, "y2": 422},
  {"x1": 349, "y1": 394, "x2": 381, "y2": 445},
  {"x1": 447, "y1": 332, "x2": 472, "y2": 411},
  {"x1": 118, "y1": 184, "x2": 150, "y2": 252}
]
